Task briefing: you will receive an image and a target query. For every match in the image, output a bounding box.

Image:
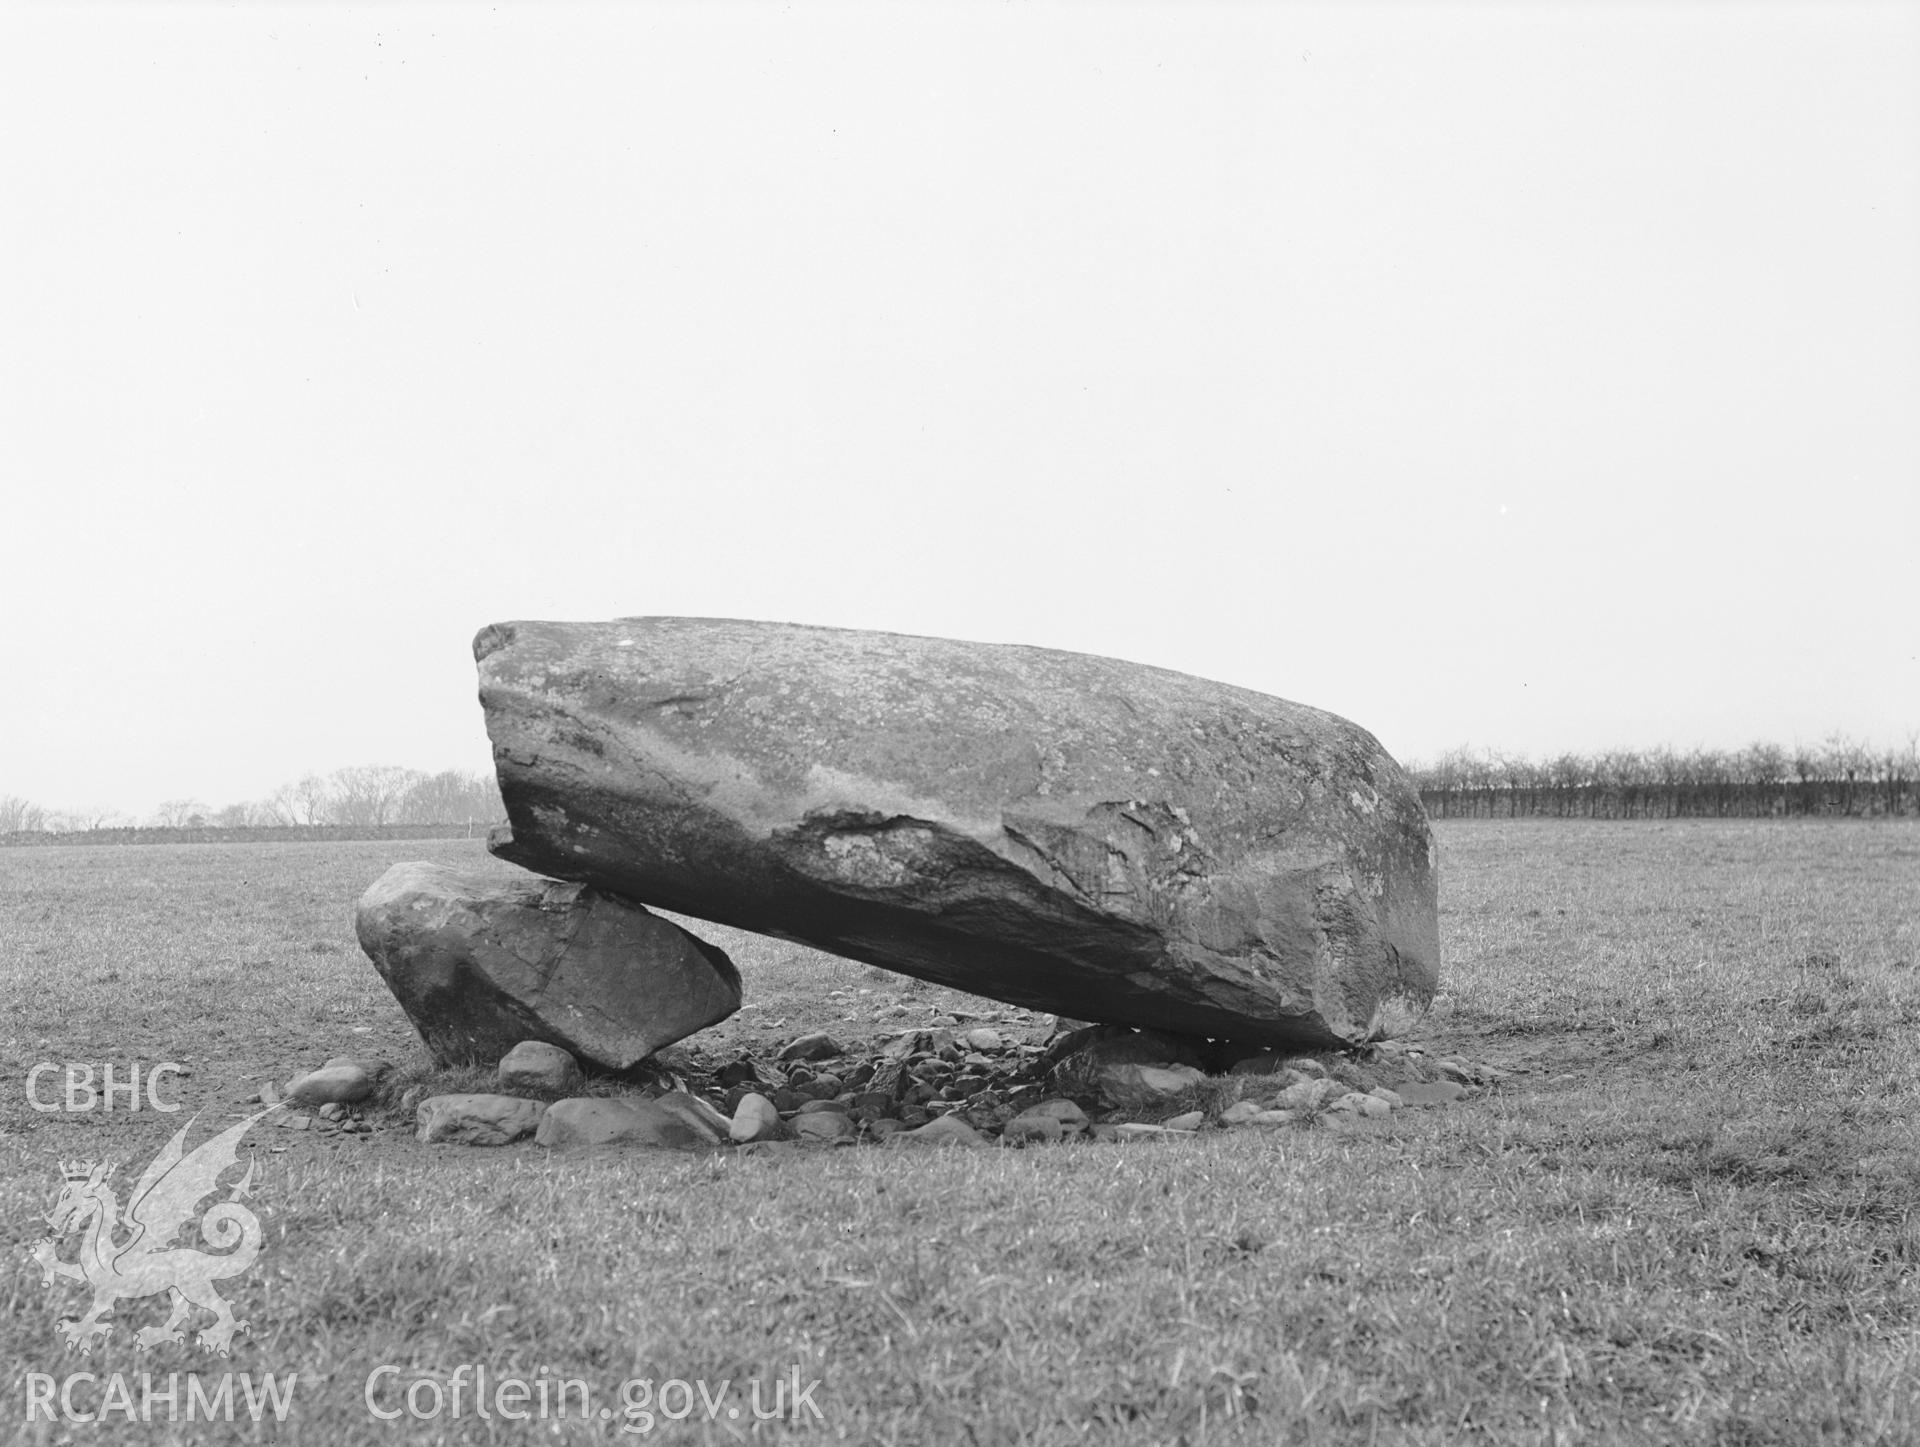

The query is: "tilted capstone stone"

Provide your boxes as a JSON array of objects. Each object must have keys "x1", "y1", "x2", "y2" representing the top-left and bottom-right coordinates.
[{"x1": 474, "y1": 616, "x2": 1439, "y2": 1048}]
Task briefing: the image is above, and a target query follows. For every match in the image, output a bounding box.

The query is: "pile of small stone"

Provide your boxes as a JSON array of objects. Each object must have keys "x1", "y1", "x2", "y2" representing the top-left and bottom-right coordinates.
[
  {"x1": 242, "y1": 1056, "x2": 389, "y2": 1137},
  {"x1": 366, "y1": 1019, "x2": 1518, "y2": 1154}
]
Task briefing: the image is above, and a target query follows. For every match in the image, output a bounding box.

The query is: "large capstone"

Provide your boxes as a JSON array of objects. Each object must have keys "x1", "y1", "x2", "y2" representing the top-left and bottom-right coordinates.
[
  {"x1": 476, "y1": 617, "x2": 1438, "y2": 1047},
  {"x1": 355, "y1": 860, "x2": 741, "y2": 1069}
]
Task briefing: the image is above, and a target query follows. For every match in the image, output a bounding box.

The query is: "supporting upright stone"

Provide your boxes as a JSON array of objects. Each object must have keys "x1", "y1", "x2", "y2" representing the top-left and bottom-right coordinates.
[{"x1": 356, "y1": 861, "x2": 740, "y2": 1070}]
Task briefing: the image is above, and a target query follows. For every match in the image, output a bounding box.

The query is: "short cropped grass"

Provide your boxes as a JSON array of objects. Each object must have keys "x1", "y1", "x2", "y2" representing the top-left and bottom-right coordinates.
[{"x1": 2, "y1": 822, "x2": 1917, "y2": 1444}]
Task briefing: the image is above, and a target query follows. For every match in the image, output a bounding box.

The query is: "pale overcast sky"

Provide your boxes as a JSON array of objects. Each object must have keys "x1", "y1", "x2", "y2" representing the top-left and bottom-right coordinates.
[{"x1": 3, "y1": 2, "x2": 1915, "y2": 821}]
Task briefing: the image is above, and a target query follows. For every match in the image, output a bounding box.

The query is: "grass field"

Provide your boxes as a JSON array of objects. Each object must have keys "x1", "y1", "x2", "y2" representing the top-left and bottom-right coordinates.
[{"x1": 3, "y1": 821, "x2": 1917, "y2": 1445}]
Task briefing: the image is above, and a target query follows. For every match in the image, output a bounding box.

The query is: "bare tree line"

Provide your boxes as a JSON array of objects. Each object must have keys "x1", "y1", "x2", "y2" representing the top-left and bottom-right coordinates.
[
  {"x1": 1408, "y1": 735, "x2": 1920, "y2": 819},
  {"x1": 0, "y1": 765, "x2": 504, "y2": 836},
  {"x1": 9, "y1": 736, "x2": 1917, "y2": 835}
]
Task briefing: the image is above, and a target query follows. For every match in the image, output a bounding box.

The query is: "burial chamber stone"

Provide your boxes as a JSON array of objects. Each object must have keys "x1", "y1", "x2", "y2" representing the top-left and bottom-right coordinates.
[
  {"x1": 356, "y1": 861, "x2": 741, "y2": 1069},
  {"x1": 475, "y1": 617, "x2": 1438, "y2": 1047}
]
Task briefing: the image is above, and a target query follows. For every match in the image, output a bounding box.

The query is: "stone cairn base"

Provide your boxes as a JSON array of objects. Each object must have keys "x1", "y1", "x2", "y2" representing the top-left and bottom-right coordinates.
[{"x1": 251, "y1": 1023, "x2": 1514, "y2": 1154}]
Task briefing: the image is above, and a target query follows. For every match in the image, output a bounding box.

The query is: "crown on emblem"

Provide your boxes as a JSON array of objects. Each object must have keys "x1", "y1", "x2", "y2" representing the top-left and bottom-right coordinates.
[{"x1": 60, "y1": 1160, "x2": 104, "y2": 1182}]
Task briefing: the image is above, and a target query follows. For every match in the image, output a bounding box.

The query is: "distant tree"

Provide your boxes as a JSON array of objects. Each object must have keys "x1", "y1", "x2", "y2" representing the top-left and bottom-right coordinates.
[
  {"x1": 212, "y1": 800, "x2": 279, "y2": 828},
  {"x1": 1598, "y1": 749, "x2": 1648, "y2": 818},
  {"x1": 1895, "y1": 733, "x2": 1920, "y2": 817},
  {"x1": 0, "y1": 795, "x2": 47, "y2": 832},
  {"x1": 1647, "y1": 746, "x2": 1684, "y2": 819},
  {"x1": 455, "y1": 768, "x2": 505, "y2": 824},
  {"x1": 1404, "y1": 736, "x2": 1919, "y2": 820},
  {"x1": 45, "y1": 804, "x2": 123, "y2": 832},
  {"x1": 271, "y1": 773, "x2": 333, "y2": 825},
  {"x1": 1429, "y1": 747, "x2": 1467, "y2": 792},
  {"x1": 1742, "y1": 740, "x2": 1786, "y2": 789},
  {"x1": 1421, "y1": 747, "x2": 1476, "y2": 816},
  {"x1": 1454, "y1": 747, "x2": 1498, "y2": 815},
  {"x1": 1687, "y1": 747, "x2": 1731, "y2": 816},
  {"x1": 1823, "y1": 733, "x2": 1872, "y2": 815},
  {"x1": 396, "y1": 769, "x2": 505, "y2": 824},
  {"x1": 1487, "y1": 752, "x2": 1517, "y2": 816},
  {"x1": 1546, "y1": 752, "x2": 1588, "y2": 816},
  {"x1": 329, "y1": 765, "x2": 426, "y2": 827},
  {"x1": 1787, "y1": 741, "x2": 1821, "y2": 815},
  {"x1": 1741, "y1": 741, "x2": 1787, "y2": 815},
  {"x1": 150, "y1": 798, "x2": 209, "y2": 828}
]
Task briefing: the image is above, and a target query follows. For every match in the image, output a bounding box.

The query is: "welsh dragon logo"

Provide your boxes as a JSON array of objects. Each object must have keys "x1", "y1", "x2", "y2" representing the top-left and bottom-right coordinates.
[{"x1": 29, "y1": 1107, "x2": 276, "y2": 1356}]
